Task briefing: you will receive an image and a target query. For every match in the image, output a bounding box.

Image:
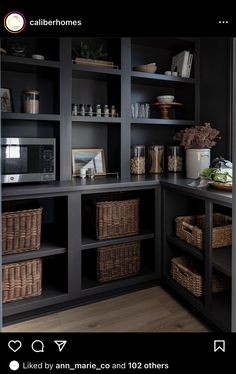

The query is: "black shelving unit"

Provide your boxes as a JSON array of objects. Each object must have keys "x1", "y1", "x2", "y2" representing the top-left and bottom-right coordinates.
[
  {"x1": 1, "y1": 36, "x2": 233, "y2": 330},
  {"x1": 162, "y1": 184, "x2": 232, "y2": 331}
]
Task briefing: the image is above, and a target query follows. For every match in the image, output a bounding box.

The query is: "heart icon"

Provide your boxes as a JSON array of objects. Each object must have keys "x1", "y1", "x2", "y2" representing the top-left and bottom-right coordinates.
[{"x1": 8, "y1": 340, "x2": 22, "y2": 352}]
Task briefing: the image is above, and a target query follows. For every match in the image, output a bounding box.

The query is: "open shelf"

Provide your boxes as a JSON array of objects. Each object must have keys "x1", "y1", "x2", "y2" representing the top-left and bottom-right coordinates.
[
  {"x1": 81, "y1": 269, "x2": 157, "y2": 294},
  {"x1": 212, "y1": 247, "x2": 231, "y2": 277},
  {"x1": 82, "y1": 228, "x2": 155, "y2": 250},
  {"x1": 3, "y1": 286, "x2": 69, "y2": 317},
  {"x1": 1, "y1": 112, "x2": 60, "y2": 121},
  {"x1": 2, "y1": 240, "x2": 67, "y2": 264},
  {"x1": 131, "y1": 118, "x2": 195, "y2": 126},
  {"x1": 131, "y1": 71, "x2": 195, "y2": 85},
  {"x1": 72, "y1": 115, "x2": 121, "y2": 123},
  {"x1": 72, "y1": 64, "x2": 121, "y2": 79},
  {"x1": 166, "y1": 235, "x2": 204, "y2": 261},
  {"x1": 1, "y1": 55, "x2": 60, "y2": 72}
]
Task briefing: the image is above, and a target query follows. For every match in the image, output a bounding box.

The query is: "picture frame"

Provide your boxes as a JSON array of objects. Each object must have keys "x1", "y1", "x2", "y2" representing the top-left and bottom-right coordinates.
[
  {"x1": 0, "y1": 87, "x2": 13, "y2": 112},
  {"x1": 72, "y1": 148, "x2": 106, "y2": 176}
]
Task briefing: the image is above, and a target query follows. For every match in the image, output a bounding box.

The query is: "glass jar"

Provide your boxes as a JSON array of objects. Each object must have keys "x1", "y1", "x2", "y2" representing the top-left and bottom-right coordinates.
[
  {"x1": 130, "y1": 145, "x2": 145, "y2": 175},
  {"x1": 167, "y1": 146, "x2": 183, "y2": 172},
  {"x1": 148, "y1": 145, "x2": 164, "y2": 174},
  {"x1": 23, "y1": 90, "x2": 39, "y2": 114}
]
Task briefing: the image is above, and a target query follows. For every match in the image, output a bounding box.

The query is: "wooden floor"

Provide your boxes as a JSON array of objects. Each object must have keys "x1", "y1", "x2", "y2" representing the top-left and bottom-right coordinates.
[{"x1": 3, "y1": 286, "x2": 210, "y2": 332}]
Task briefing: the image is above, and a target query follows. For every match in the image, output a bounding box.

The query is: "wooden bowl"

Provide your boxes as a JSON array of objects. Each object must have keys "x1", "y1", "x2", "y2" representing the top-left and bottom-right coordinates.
[
  {"x1": 134, "y1": 64, "x2": 157, "y2": 73},
  {"x1": 208, "y1": 181, "x2": 232, "y2": 191}
]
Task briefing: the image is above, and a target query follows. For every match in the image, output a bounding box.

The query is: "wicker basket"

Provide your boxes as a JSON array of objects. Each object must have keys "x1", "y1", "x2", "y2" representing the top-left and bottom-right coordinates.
[
  {"x1": 2, "y1": 207, "x2": 43, "y2": 255},
  {"x1": 2, "y1": 259, "x2": 42, "y2": 303},
  {"x1": 97, "y1": 241, "x2": 141, "y2": 283},
  {"x1": 175, "y1": 213, "x2": 232, "y2": 249},
  {"x1": 171, "y1": 256, "x2": 230, "y2": 297},
  {"x1": 86, "y1": 194, "x2": 139, "y2": 240}
]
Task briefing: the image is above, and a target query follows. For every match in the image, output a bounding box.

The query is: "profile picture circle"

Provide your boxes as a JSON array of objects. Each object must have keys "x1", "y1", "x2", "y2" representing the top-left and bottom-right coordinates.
[{"x1": 4, "y1": 11, "x2": 26, "y2": 33}]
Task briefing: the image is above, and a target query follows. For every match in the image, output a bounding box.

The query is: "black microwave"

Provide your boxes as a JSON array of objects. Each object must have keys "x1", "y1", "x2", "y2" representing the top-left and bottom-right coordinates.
[{"x1": 1, "y1": 138, "x2": 56, "y2": 183}]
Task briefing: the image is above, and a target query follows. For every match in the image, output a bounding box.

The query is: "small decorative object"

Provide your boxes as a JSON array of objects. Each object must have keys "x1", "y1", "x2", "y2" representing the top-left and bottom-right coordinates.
[
  {"x1": 110, "y1": 105, "x2": 116, "y2": 117},
  {"x1": 96, "y1": 104, "x2": 102, "y2": 117},
  {"x1": 164, "y1": 71, "x2": 172, "y2": 76},
  {"x1": 174, "y1": 123, "x2": 220, "y2": 178},
  {"x1": 104, "y1": 104, "x2": 109, "y2": 117},
  {"x1": 9, "y1": 44, "x2": 26, "y2": 57},
  {"x1": 72, "y1": 103, "x2": 78, "y2": 116},
  {"x1": 87, "y1": 167, "x2": 95, "y2": 179},
  {"x1": 0, "y1": 48, "x2": 7, "y2": 54},
  {"x1": 171, "y1": 71, "x2": 178, "y2": 77},
  {"x1": 32, "y1": 54, "x2": 45, "y2": 60},
  {"x1": 87, "y1": 104, "x2": 93, "y2": 116},
  {"x1": 72, "y1": 148, "x2": 106, "y2": 176},
  {"x1": 171, "y1": 50, "x2": 193, "y2": 78},
  {"x1": 148, "y1": 145, "x2": 164, "y2": 174},
  {"x1": 153, "y1": 96, "x2": 182, "y2": 119},
  {"x1": 131, "y1": 103, "x2": 150, "y2": 119},
  {"x1": 0, "y1": 88, "x2": 13, "y2": 112},
  {"x1": 133, "y1": 63, "x2": 157, "y2": 74},
  {"x1": 167, "y1": 146, "x2": 183, "y2": 173},
  {"x1": 79, "y1": 168, "x2": 87, "y2": 179},
  {"x1": 23, "y1": 90, "x2": 39, "y2": 114},
  {"x1": 130, "y1": 145, "x2": 145, "y2": 175},
  {"x1": 79, "y1": 103, "x2": 85, "y2": 116},
  {"x1": 73, "y1": 41, "x2": 118, "y2": 69}
]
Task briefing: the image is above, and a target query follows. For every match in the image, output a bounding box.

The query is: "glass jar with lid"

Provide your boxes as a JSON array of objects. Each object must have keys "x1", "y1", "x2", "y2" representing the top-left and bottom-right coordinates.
[
  {"x1": 130, "y1": 145, "x2": 145, "y2": 175},
  {"x1": 148, "y1": 145, "x2": 164, "y2": 174},
  {"x1": 23, "y1": 90, "x2": 39, "y2": 114},
  {"x1": 167, "y1": 145, "x2": 183, "y2": 172}
]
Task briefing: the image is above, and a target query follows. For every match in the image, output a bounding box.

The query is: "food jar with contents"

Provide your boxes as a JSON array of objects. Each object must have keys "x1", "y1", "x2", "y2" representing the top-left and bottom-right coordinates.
[
  {"x1": 130, "y1": 145, "x2": 145, "y2": 175},
  {"x1": 148, "y1": 145, "x2": 164, "y2": 174},
  {"x1": 23, "y1": 90, "x2": 39, "y2": 114},
  {"x1": 167, "y1": 145, "x2": 183, "y2": 172}
]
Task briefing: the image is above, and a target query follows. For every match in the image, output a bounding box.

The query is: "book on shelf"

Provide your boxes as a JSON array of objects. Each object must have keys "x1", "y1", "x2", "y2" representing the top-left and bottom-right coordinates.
[{"x1": 171, "y1": 50, "x2": 193, "y2": 78}]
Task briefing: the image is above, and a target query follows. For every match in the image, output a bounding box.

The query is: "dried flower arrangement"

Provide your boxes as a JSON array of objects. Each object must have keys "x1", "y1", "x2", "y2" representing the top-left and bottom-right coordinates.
[{"x1": 173, "y1": 122, "x2": 221, "y2": 149}]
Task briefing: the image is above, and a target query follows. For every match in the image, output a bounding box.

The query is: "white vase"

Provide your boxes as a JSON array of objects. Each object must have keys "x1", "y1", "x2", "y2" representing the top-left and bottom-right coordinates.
[{"x1": 186, "y1": 149, "x2": 211, "y2": 179}]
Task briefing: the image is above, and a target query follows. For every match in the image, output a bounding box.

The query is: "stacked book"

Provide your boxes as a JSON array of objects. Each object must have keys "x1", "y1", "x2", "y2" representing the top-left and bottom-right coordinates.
[{"x1": 171, "y1": 51, "x2": 193, "y2": 78}]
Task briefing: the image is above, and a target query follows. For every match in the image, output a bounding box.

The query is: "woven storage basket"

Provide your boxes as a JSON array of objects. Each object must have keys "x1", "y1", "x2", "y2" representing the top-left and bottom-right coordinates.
[
  {"x1": 2, "y1": 259, "x2": 42, "y2": 303},
  {"x1": 86, "y1": 194, "x2": 139, "y2": 240},
  {"x1": 2, "y1": 207, "x2": 43, "y2": 255},
  {"x1": 171, "y1": 256, "x2": 230, "y2": 297},
  {"x1": 97, "y1": 241, "x2": 141, "y2": 283},
  {"x1": 175, "y1": 213, "x2": 232, "y2": 249}
]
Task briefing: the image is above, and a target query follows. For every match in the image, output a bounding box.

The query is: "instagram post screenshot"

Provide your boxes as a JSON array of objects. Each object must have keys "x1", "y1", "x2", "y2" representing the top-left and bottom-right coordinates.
[{"x1": 0, "y1": 2, "x2": 235, "y2": 372}]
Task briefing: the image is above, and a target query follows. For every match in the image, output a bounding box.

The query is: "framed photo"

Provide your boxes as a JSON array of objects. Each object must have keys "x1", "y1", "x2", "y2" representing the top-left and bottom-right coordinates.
[
  {"x1": 72, "y1": 148, "x2": 106, "y2": 176},
  {"x1": 0, "y1": 88, "x2": 13, "y2": 112}
]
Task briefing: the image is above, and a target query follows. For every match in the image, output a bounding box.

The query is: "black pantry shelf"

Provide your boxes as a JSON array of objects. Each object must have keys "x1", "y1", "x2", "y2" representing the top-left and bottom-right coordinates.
[
  {"x1": 72, "y1": 64, "x2": 121, "y2": 79},
  {"x1": 81, "y1": 228, "x2": 155, "y2": 250},
  {"x1": 2, "y1": 241, "x2": 67, "y2": 264},
  {"x1": 131, "y1": 119, "x2": 195, "y2": 126},
  {"x1": 72, "y1": 116, "x2": 121, "y2": 123},
  {"x1": 131, "y1": 71, "x2": 195, "y2": 86},
  {"x1": 1, "y1": 113, "x2": 61, "y2": 121},
  {"x1": 1, "y1": 55, "x2": 60, "y2": 72}
]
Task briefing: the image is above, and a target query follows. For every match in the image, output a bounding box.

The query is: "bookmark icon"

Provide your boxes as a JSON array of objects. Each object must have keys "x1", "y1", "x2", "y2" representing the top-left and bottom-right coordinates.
[{"x1": 54, "y1": 340, "x2": 67, "y2": 352}]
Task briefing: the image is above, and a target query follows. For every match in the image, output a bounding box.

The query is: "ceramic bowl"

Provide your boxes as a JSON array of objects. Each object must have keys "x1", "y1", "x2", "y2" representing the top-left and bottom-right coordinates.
[
  {"x1": 156, "y1": 95, "x2": 175, "y2": 104},
  {"x1": 134, "y1": 63, "x2": 157, "y2": 73}
]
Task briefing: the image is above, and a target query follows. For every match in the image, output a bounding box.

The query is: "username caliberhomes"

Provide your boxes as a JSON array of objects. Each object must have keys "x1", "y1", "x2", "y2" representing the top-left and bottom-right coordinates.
[{"x1": 30, "y1": 19, "x2": 82, "y2": 26}]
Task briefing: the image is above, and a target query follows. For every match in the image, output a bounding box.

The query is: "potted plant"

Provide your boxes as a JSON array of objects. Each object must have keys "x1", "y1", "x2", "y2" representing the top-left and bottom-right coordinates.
[{"x1": 173, "y1": 123, "x2": 221, "y2": 178}]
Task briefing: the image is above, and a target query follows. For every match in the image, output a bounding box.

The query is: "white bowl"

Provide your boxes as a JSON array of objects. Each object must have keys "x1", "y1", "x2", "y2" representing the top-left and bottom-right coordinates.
[{"x1": 156, "y1": 95, "x2": 175, "y2": 104}]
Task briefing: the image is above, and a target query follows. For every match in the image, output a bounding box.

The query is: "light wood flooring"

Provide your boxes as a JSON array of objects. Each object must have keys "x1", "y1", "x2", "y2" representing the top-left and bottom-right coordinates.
[{"x1": 3, "y1": 286, "x2": 210, "y2": 332}]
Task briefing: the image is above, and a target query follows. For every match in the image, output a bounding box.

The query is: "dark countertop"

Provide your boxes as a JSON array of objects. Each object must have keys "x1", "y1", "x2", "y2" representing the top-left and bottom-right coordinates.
[{"x1": 2, "y1": 174, "x2": 232, "y2": 205}]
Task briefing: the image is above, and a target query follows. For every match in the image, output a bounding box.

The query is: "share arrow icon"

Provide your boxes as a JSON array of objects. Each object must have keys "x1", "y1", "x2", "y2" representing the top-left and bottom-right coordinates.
[{"x1": 54, "y1": 340, "x2": 67, "y2": 352}]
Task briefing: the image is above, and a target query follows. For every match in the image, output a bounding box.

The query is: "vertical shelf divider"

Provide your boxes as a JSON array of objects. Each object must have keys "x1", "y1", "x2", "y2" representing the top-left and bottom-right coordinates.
[
  {"x1": 204, "y1": 201, "x2": 213, "y2": 308},
  {"x1": 121, "y1": 38, "x2": 131, "y2": 178},
  {"x1": 60, "y1": 38, "x2": 73, "y2": 181}
]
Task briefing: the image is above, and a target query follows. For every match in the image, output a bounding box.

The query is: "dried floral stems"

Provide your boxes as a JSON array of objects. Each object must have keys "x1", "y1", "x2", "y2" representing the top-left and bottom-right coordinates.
[{"x1": 173, "y1": 122, "x2": 220, "y2": 149}]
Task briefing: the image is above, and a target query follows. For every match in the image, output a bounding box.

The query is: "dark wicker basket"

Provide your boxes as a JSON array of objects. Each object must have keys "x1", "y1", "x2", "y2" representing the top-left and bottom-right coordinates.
[
  {"x1": 171, "y1": 256, "x2": 230, "y2": 297},
  {"x1": 97, "y1": 241, "x2": 141, "y2": 283},
  {"x1": 175, "y1": 213, "x2": 232, "y2": 249},
  {"x1": 2, "y1": 208, "x2": 43, "y2": 255},
  {"x1": 86, "y1": 194, "x2": 139, "y2": 240},
  {"x1": 2, "y1": 259, "x2": 42, "y2": 303}
]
